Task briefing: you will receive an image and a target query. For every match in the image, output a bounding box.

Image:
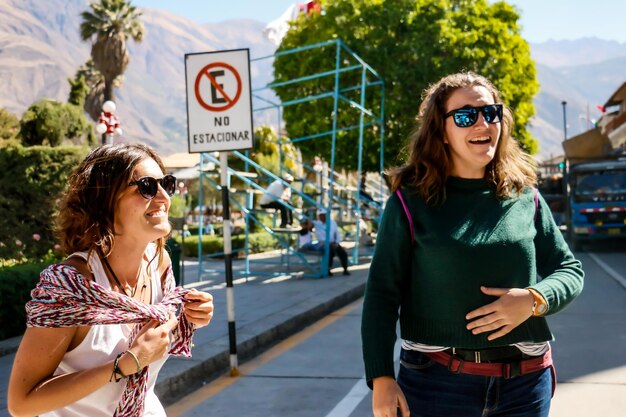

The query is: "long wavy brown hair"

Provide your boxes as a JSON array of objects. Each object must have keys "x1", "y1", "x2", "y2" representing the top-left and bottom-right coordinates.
[
  {"x1": 391, "y1": 71, "x2": 537, "y2": 205},
  {"x1": 56, "y1": 143, "x2": 169, "y2": 267}
]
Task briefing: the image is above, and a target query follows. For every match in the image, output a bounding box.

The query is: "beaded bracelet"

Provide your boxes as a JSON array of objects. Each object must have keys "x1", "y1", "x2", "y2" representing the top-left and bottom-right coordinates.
[{"x1": 110, "y1": 352, "x2": 127, "y2": 383}]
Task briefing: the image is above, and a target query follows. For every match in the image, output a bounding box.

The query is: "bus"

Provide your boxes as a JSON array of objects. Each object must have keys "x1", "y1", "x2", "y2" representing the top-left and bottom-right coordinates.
[{"x1": 568, "y1": 159, "x2": 626, "y2": 250}]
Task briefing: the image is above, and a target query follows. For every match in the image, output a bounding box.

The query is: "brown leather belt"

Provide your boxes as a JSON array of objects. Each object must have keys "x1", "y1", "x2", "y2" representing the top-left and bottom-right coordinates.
[{"x1": 424, "y1": 348, "x2": 552, "y2": 379}]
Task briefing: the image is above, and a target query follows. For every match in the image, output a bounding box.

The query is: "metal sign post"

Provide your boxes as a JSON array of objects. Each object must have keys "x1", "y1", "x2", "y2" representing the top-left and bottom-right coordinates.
[{"x1": 185, "y1": 48, "x2": 254, "y2": 375}]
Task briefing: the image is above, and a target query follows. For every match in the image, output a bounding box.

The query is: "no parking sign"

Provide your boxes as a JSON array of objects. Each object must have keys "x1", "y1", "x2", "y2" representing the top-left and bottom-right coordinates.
[{"x1": 185, "y1": 49, "x2": 253, "y2": 153}]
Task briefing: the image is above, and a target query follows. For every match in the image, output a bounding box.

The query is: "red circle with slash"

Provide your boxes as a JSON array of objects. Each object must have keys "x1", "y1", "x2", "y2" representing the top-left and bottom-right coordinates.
[{"x1": 194, "y1": 62, "x2": 242, "y2": 112}]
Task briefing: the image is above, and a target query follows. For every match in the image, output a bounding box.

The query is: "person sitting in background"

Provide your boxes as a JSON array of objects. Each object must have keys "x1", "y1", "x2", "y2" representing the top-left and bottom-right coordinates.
[
  {"x1": 300, "y1": 209, "x2": 350, "y2": 276},
  {"x1": 298, "y1": 227, "x2": 313, "y2": 249},
  {"x1": 259, "y1": 174, "x2": 294, "y2": 228}
]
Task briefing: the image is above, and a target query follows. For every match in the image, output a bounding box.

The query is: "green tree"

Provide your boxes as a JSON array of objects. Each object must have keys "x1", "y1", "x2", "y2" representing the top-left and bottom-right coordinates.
[
  {"x1": 0, "y1": 108, "x2": 20, "y2": 144},
  {"x1": 70, "y1": 60, "x2": 123, "y2": 122},
  {"x1": 274, "y1": 0, "x2": 539, "y2": 172},
  {"x1": 68, "y1": 73, "x2": 89, "y2": 108},
  {"x1": 79, "y1": 0, "x2": 144, "y2": 108},
  {"x1": 249, "y1": 125, "x2": 301, "y2": 177},
  {"x1": 19, "y1": 100, "x2": 95, "y2": 147}
]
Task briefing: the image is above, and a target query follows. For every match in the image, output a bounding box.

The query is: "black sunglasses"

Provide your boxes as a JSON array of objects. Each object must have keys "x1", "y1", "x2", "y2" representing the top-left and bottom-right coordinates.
[
  {"x1": 444, "y1": 104, "x2": 503, "y2": 128},
  {"x1": 128, "y1": 174, "x2": 177, "y2": 199}
]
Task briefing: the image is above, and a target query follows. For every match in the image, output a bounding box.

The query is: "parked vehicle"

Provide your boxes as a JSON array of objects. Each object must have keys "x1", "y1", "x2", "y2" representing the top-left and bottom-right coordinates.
[
  {"x1": 537, "y1": 165, "x2": 566, "y2": 227},
  {"x1": 568, "y1": 158, "x2": 626, "y2": 250}
]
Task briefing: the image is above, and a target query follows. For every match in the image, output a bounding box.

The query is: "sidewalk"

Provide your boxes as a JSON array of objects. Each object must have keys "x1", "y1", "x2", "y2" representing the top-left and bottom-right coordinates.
[
  {"x1": 0, "y1": 252, "x2": 370, "y2": 416},
  {"x1": 2, "y1": 250, "x2": 624, "y2": 416}
]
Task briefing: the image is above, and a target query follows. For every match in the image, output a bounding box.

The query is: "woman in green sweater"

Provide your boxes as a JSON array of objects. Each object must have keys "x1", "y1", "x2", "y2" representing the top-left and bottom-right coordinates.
[{"x1": 361, "y1": 72, "x2": 584, "y2": 417}]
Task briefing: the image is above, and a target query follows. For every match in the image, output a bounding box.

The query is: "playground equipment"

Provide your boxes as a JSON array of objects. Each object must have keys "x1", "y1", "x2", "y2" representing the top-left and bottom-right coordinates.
[{"x1": 194, "y1": 39, "x2": 387, "y2": 278}]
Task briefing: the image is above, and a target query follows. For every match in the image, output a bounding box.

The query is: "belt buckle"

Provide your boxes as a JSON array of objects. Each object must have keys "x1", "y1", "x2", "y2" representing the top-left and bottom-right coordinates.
[
  {"x1": 503, "y1": 361, "x2": 522, "y2": 379},
  {"x1": 447, "y1": 352, "x2": 465, "y2": 374}
]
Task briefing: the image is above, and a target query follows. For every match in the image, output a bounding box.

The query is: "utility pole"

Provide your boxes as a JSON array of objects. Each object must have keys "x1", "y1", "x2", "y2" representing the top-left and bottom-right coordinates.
[
  {"x1": 561, "y1": 100, "x2": 571, "y2": 241},
  {"x1": 561, "y1": 101, "x2": 568, "y2": 140}
]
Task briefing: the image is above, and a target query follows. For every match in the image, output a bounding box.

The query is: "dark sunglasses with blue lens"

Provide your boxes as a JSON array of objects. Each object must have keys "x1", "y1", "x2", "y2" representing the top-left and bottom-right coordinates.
[
  {"x1": 128, "y1": 174, "x2": 177, "y2": 200},
  {"x1": 444, "y1": 104, "x2": 503, "y2": 128}
]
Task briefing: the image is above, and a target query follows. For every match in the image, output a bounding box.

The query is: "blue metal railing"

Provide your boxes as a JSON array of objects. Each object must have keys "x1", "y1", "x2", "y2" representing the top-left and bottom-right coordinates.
[{"x1": 196, "y1": 39, "x2": 385, "y2": 277}]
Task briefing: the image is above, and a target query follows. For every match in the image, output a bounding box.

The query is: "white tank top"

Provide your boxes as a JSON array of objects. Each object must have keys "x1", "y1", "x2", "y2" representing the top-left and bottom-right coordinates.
[{"x1": 41, "y1": 245, "x2": 168, "y2": 417}]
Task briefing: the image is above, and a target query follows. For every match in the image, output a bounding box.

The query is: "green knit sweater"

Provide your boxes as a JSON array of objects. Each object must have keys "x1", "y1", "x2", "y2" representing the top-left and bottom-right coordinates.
[{"x1": 361, "y1": 177, "x2": 584, "y2": 383}]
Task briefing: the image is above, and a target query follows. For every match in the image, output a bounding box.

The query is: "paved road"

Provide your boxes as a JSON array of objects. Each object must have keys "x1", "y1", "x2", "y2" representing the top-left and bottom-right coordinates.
[
  {"x1": 167, "y1": 246, "x2": 626, "y2": 417},
  {"x1": 166, "y1": 299, "x2": 372, "y2": 417}
]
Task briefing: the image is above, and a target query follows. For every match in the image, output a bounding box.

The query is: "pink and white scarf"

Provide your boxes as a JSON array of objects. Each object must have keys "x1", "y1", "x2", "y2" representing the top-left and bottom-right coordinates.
[{"x1": 26, "y1": 263, "x2": 195, "y2": 417}]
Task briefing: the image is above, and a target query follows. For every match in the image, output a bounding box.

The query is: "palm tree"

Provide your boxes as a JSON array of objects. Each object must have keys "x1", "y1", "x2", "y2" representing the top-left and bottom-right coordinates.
[{"x1": 79, "y1": 0, "x2": 144, "y2": 104}]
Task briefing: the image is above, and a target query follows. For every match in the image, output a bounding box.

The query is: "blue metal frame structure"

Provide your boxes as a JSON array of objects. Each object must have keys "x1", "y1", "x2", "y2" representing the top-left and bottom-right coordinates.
[{"x1": 196, "y1": 39, "x2": 385, "y2": 278}]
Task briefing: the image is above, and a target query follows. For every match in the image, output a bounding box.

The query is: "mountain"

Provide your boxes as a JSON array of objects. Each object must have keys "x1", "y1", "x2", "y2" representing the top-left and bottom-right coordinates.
[
  {"x1": 0, "y1": 0, "x2": 277, "y2": 154},
  {"x1": 529, "y1": 39, "x2": 626, "y2": 159},
  {"x1": 530, "y1": 38, "x2": 626, "y2": 68},
  {"x1": 1, "y1": 1, "x2": 624, "y2": 161}
]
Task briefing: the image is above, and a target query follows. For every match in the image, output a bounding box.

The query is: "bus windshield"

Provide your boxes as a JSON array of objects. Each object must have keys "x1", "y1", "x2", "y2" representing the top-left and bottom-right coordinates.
[{"x1": 573, "y1": 169, "x2": 626, "y2": 202}]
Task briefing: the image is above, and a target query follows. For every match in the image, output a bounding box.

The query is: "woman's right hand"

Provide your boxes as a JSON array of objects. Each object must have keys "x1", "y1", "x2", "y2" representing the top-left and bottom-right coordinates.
[
  {"x1": 372, "y1": 376, "x2": 410, "y2": 417},
  {"x1": 126, "y1": 313, "x2": 179, "y2": 372}
]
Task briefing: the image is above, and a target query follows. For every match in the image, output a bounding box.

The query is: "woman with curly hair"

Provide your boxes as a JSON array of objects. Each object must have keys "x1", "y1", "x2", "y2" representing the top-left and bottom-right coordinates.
[
  {"x1": 8, "y1": 143, "x2": 213, "y2": 417},
  {"x1": 361, "y1": 72, "x2": 584, "y2": 417}
]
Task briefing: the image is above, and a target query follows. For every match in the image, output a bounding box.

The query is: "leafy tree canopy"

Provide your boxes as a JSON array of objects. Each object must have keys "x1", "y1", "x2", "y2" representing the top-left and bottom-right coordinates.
[
  {"x1": 19, "y1": 99, "x2": 95, "y2": 147},
  {"x1": 274, "y1": 0, "x2": 539, "y2": 172},
  {"x1": 68, "y1": 73, "x2": 89, "y2": 108},
  {"x1": 71, "y1": 59, "x2": 123, "y2": 121},
  {"x1": 249, "y1": 125, "x2": 301, "y2": 180}
]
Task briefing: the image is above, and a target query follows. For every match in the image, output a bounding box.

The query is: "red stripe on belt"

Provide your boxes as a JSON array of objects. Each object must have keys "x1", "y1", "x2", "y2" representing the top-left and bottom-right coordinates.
[{"x1": 423, "y1": 349, "x2": 553, "y2": 379}]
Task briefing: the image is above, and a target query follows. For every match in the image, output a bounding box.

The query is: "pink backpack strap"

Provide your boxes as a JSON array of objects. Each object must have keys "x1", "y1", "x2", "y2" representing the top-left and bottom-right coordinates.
[
  {"x1": 395, "y1": 189, "x2": 415, "y2": 246},
  {"x1": 533, "y1": 187, "x2": 539, "y2": 223}
]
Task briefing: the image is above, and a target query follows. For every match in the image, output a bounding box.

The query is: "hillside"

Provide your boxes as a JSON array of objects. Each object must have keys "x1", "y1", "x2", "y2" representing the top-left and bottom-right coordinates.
[
  {"x1": 529, "y1": 40, "x2": 626, "y2": 159},
  {"x1": 0, "y1": 0, "x2": 277, "y2": 154},
  {"x1": 1, "y1": 1, "x2": 624, "y2": 160}
]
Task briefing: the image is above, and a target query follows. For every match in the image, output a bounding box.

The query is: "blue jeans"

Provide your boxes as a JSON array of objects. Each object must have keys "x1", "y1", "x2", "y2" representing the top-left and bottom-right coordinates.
[
  {"x1": 397, "y1": 349, "x2": 554, "y2": 417},
  {"x1": 300, "y1": 242, "x2": 348, "y2": 270}
]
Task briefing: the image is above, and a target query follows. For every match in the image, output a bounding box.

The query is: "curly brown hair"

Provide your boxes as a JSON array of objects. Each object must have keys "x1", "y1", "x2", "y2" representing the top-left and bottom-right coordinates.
[
  {"x1": 56, "y1": 143, "x2": 169, "y2": 266},
  {"x1": 391, "y1": 71, "x2": 537, "y2": 205}
]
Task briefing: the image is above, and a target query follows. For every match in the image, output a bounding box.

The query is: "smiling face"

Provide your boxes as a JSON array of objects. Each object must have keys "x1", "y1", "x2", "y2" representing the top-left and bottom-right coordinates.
[
  {"x1": 114, "y1": 158, "x2": 171, "y2": 245},
  {"x1": 443, "y1": 86, "x2": 501, "y2": 178}
]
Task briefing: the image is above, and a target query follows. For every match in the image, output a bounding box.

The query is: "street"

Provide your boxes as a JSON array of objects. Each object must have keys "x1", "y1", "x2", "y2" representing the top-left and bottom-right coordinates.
[{"x1": 166, "y1": 245, "x2": 626, "y2": 417}]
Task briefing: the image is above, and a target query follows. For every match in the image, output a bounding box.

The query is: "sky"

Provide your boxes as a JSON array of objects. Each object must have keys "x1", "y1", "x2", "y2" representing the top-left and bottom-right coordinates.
[{"x1": 132, "y1": 0, "x2": 626, "y2": 43}]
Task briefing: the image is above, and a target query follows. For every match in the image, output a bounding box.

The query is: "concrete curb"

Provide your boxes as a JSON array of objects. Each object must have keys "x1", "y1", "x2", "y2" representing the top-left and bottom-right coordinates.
[{"x1": 156, "y1": 282, "x2": 366, "y2": 405}]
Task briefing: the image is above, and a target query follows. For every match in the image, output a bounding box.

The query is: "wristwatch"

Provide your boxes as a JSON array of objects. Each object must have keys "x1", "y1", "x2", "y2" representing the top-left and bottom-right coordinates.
[{"x1": 528, "y1": 288, "x2": 548, "y2": 316}]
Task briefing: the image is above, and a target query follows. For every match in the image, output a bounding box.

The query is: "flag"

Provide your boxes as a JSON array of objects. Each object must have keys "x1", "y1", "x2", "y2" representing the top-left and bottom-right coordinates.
[
  {"x1": 299, "y1": 0, "x2": 321, "y2": 14},
  {"x1": 596, "y1": 104, "x2": 606, "y2": 113},
  {"x1": 263, "y1": 3, "x2": 299, "y2": 45}
]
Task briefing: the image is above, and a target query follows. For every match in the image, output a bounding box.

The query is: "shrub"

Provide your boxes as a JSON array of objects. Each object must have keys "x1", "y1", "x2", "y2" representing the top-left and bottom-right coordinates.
[
  {"x1": 0, "y1": 108, "x2": 20, "y2": 142},
  {"x1": 176, "y1": 232, "x2": 280, "y2": 257},
  {"x1": 186, "y1": 224, "x2": 224, "y2": 236},
  {"x1": 19, "y1": 99, "x2": 95, "y2": 147},
  {"x1": 0, "y1": 144, "x2": 88, "y2": 260},
  {"x1": 0, "y1": 256, "x2": 59, "y2": 340}
]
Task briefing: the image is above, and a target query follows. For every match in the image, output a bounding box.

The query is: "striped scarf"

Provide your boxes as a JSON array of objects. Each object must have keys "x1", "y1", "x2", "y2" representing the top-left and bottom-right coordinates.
[{"x1": 26, "y1": 263, "x2": 196, "y2": 417}]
